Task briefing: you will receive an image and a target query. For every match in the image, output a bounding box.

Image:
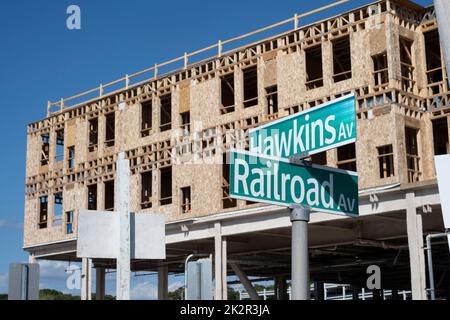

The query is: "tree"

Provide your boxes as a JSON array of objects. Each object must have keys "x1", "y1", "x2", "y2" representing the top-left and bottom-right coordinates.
[
  {"x1": 39, "y1": 289, "x2": 80, "y2": 300},
  {"x1": 227, "y1": 287, "x2": 240, "y2": 300},
  {"x1": 168, "y1": 287, "x2": 184, "y2": 300}
]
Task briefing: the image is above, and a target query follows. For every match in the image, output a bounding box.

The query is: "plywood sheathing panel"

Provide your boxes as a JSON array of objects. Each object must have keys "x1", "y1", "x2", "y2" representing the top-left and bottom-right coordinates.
[
  {"x1": 278, "y1": 51, "x2": 304, "y2": 112},
  {"x1": 356, "y1": 110, "x2": 400, "y2": 188},
  {"x1": 66, "y1": 119, "x2": 76, "y2": 147},
  {"x1": 179, "y1": 81, "x2": 190, "y2": 113},
  {"x1": 369, "y1": 26, "x2": 387, "y2": 56},
  {"x1": 264, "y1": 58, "x2": 277, "y2": 90}
]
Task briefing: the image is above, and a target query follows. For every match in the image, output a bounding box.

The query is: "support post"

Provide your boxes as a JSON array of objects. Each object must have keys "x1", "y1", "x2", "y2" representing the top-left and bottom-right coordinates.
[
  {"x1": 405, "y1": 192, "x2": 427, "y2": 300},
  {"x1": 96, "y1": 268, "x2": 105, "y2": 300},
  {"x1": 352, "y1": 286, "x2": 359, "y2": 300},
  {"x1": 230, "y1": 264, "x2": 261, "y2": 300},
  {"x1": 290, "y1": 205, "x2": 310, "y2": 300},
  {"x1": 81, "y1": 258, "x2": 92, "y2": 300},
  {"x1": 222, "y1": 237, "x2": 228, "y2": 300},
  {"x1": 28, "y1": 254, "x2": 36, "y2": 264},
  {"x1": 214, "y1": 222, "x2": 223, "y2": 300},
  {"x1": 275, "y1": 276, "x2": 288, "y2": 300},
  {"x1": 314, "y1": 281, "x2": 325, "y2": 300},
  {"x1": 158, "y1": 265, "x2": 169, "y2": 300},
  {"x1": 116, "y1": 152, "x2": 131, "y2": 300},
  {"x1": 435, "y1": 0, "x2": 450, "y2": 89}
]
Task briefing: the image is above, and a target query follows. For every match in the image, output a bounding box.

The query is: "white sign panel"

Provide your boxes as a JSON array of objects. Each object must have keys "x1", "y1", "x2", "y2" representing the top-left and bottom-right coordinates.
[
  {"x1": 77, "y1": 210, "x2": 166, "y2": 260},
  {"x1": 434, "y1": 154, "x2": 450, "y2": 251}
]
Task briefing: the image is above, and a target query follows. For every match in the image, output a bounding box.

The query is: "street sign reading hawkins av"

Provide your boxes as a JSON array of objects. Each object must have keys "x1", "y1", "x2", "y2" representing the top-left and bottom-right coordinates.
[
  {"x1": 249, "y1": 93, "x2": 356, "y2": 158},
  {"x1": 229, "y1": 150, "x2": 359, "y2": 216}
]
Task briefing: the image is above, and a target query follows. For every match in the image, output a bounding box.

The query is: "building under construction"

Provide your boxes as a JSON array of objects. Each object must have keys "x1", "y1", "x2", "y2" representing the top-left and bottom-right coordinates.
[{"x1": 24, "y1": 0, "x2": 450, "y2": 300}]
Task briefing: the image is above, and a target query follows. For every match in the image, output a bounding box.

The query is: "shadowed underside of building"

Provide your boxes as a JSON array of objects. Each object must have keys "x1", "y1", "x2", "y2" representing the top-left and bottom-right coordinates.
[{"x1": 24, "y1": 0, "x2": 450, "y2": 299}]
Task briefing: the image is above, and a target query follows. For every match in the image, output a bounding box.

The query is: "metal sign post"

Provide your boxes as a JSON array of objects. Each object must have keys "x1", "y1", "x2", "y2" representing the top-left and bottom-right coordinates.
[
  {"x1": 290, "y1": 205, "x2": 311, "y2": 300},
  {"x1": 229, "y1": 95, "x2": 358, "y2": 301}
]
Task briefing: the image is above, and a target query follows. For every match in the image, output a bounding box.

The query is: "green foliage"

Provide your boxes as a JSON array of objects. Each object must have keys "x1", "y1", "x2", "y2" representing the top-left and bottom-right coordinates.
[
  {"x1": 168, "y1": 287, "x2": 184, "y2": 300},
  {"x1": 0, "y1": 290, "x2": 116, "y2": 300},
  {"x1": 227, "y1": 287, "x2": 240, "y2": 300},
  {"x1": 39, "y1": 289, "x2": 80, "y2": 300}
]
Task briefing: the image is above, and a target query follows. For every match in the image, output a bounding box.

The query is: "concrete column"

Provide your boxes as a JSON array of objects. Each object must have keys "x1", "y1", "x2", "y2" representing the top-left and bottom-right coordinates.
[
  {"x1": 96, "y1": 268, "x2": 105, "y2": 300},
  {"x1": 405, "y1": 192, "x2": 427, "y2": 300},
  {"x1": 158, "y1": 265, "x2": 169, "y2": 300},
  {"x1": 81, "y1": 258, "x2": 92, "y2": 300},
  {"x1": 214, "y1": 222, "x2": 223, "y2": 300},
  {"x1": 222, "y1": 237, "x2": 228, "y2": 300},
  {"x1": 28, "y1": 254, "x2": 36, "y2": 264},
  {"x1": 116, "y1": 153, "x2": 131, "y2": 300}
]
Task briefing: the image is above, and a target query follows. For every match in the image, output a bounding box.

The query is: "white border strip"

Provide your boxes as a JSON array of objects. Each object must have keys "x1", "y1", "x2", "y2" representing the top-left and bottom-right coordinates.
[
  {"x1": 230, "y1": 193, "x2": 359, "y2": 218},
  {"x1": 230, "y1": 148, "x2": 358, "y2": 177}
]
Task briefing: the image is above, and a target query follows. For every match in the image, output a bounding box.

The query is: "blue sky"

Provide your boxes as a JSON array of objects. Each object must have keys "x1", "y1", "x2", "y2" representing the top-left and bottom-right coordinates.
[{"x1": 0, "y1": 0, "x2": 432, "y2": 298}]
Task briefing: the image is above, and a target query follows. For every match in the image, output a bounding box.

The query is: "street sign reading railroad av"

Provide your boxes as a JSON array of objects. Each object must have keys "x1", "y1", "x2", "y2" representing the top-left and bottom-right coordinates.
[
  {"x1": 229, "y1": 150, "x2": 359, "y2": 216},
  {"x1": 249, "y1": 93, "x2": 356, "y2": 158}
]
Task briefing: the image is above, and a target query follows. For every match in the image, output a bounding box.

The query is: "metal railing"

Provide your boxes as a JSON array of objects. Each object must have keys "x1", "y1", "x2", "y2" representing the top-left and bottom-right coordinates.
[{"x1": 238, "y1": 284, "x2": 412, "y2": 300}]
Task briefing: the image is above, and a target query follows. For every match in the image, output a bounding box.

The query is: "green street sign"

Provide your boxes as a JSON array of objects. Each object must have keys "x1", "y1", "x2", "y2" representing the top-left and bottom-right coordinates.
[
  {"x1": 249, "y1": 93, "x2": 356, "y2": 158},
  {"x1": 229, "y1": 150, "x2": 359, "y2": 216}
]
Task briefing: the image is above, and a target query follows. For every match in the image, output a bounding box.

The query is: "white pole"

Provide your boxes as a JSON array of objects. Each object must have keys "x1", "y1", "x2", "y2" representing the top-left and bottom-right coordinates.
[
  {"x1": 81, "y1": 258, "x2": 92, "y2": 300},
  {"x1": 116, "y1": 152, "x2": 131, "y2": 300},
  {"x1": 435, "y1": 0, "x2": 450, "y2": 88}
]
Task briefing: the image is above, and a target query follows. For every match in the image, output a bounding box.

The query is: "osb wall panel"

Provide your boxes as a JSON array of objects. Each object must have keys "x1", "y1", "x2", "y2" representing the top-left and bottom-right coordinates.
[
  {"x1": 66, "y1": 119, "x2": 76, "y2": 147},
  {"x1": 179, "y1": 81, "x2": 190, "y2": 113},
  {"x1": 369, "y1": 25, "x2": 387, "y2": 55},
  {"x1": 117, "y1": 103, "x2": 140, "y2": 151},
  {"x1": 348, "y1": 30, "x2": 368, "y2": 87},
  {"x1": 76, "y1": 119, "x2": 88, "y2": 164},
  {"x1": 191, "y1": 77, "x2": 220, "y2": 130},
  {"x1": 173, "y1": 161, "x2": 222, "y2": 219},
  {"x1": 385, "y1": 14, "x2": 401, "y2": 85},
  {"x1": 418, "y1": 112, "x2": 435, "y2": 181},
  {"x1": 356, "y1": 111, "x2": 400, "y2": 188},
  {"x1": 264, "y1": 59, "x2": 277, "y2": 87},
  {"x1": 25, "y1": 134, "x2": 40, "y2": 177},
  {"x1": 277, "y1": 51, "x2": 304, "y2": 110}
]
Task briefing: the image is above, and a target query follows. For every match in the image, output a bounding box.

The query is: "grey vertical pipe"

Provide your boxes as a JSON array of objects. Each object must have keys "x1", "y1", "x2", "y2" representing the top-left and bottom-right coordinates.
[
  {"x1": 425, "y1": 232, "x2": 448, "y2": 300},
  {"x1": 435, "y1": 0, "x2": 450, "y2": 88},
  {"x1": 426, "y1": 235, "x2": 436, "y2": 300},
  {"x1": 290, "y1": 205, "x2": 310, "y2": 300}
]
